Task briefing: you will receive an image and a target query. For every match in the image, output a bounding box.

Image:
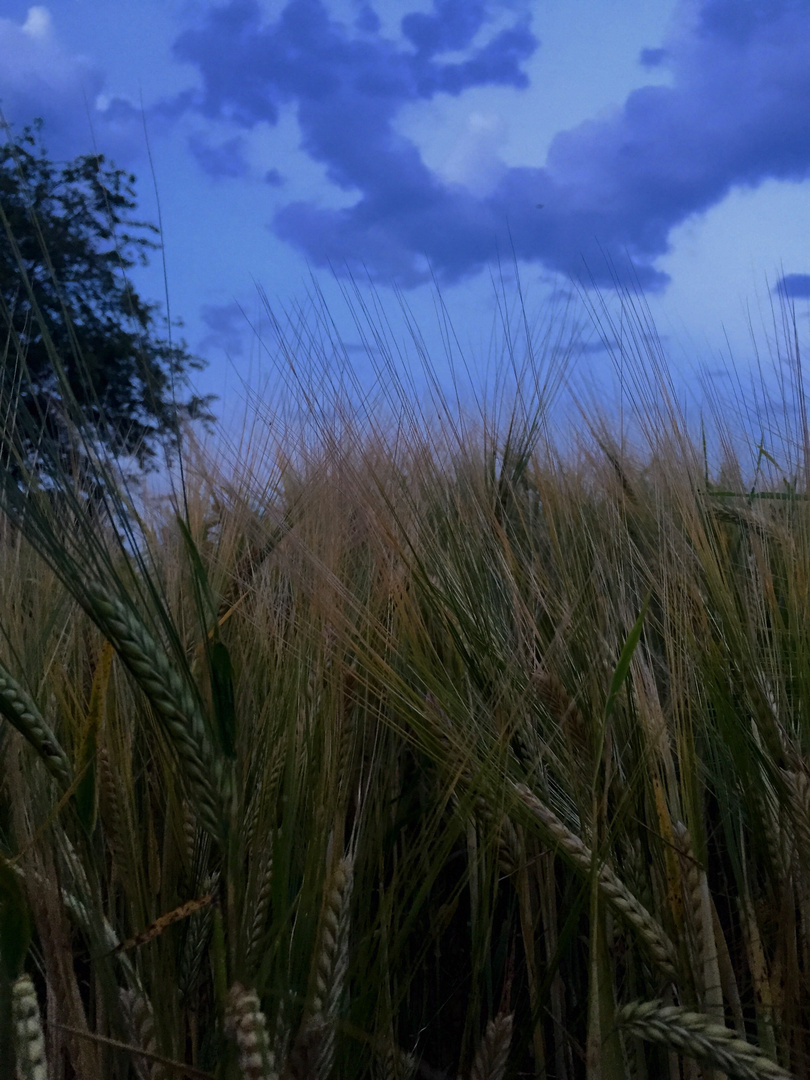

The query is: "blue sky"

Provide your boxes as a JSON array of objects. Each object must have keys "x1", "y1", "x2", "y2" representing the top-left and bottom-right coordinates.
[{"x1": 1, "y1": 0, "x2": 810, "y2": 449}]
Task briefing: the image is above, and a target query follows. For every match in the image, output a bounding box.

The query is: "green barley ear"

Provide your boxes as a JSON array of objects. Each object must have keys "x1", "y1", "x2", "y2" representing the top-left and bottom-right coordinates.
[
  {"x1": 176, "y1": 516, "x2": 237, "y2": 760},
  {"x1": 11, "y1": 974, "x2": 47, "y2": 1080},
  {"x1": 514, "y1": 783, "x2": 679, "y2": 979},
  {"x1": 615, "y1": 1000, "x2": 793, "y2": 1080},
  {"x1": 310, "y1": 855, "x2": 353, "y2": 1030},
  {"x1": 0, "y1": 659, "x2": 72, "y2": 790},
  {"x1": 84, "y1": 581, "x2": 226, "y2": 844},
  {"x1": 288, "y1": 853, "x2": 354, "y2": 1080}
]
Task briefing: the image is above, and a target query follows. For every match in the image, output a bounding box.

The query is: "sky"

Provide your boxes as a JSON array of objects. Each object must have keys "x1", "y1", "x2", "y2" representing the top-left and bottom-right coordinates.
[{"x1": 1, "y1": 0, "x2": 810, "y2": 460}]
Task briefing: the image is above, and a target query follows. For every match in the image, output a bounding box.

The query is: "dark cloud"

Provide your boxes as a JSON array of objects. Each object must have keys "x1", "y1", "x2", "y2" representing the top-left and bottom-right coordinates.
[
  {"x1": 160, "y1": 0, "x2": 810, "y2": 290},
  {"x1": 639, "y1": 46, "x2": 668, "y2": 67},
  {"x1": 401, "y1": 0, "x2": 486, "y2": 55},
  {"x1": 167, "y1": 0, "x2": 536, "y2": 284},
  {"x1": 188, "y1": 133, "x2": 249, "y2": 178},
  {"x1": 775, "y1": 273, "x2": 810, "y2": 299},
  {"x1": 199, "y1": 300, "x2": 248, "y2": 356}
]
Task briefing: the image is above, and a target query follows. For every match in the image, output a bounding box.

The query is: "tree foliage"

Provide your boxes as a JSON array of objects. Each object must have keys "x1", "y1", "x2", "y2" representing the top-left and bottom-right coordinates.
[{"x1": 0, "y1": 118, "x2": 214, "y2": 484}]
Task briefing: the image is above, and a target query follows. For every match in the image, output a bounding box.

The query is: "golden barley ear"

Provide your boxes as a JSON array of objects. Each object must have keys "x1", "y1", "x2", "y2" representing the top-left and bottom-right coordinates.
[
  {"x1": 314, "y1": 854, "x2": 353, "y2": 1007},
  {"x1": 673, "y1": 821, "x2": 723, "y2": 1018},
  {"x1": 224, "y1": 982, "x2": 277, "y2": 1080},
  {"x1": 12, "y1": 974, "x2": 48, "y2": 1080},
  {"x1": 531, "y1": 667, "x2": 593, "y2": 773}
]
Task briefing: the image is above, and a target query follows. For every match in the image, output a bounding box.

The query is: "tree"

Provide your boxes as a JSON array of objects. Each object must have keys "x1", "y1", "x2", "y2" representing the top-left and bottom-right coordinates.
[{"x1": 0, "y1": 118, "x2": 214, "y2": 487}]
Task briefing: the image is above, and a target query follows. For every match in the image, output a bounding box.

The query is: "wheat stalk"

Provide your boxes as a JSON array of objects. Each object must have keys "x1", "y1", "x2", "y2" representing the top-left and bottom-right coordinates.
[
  {"x1": 12, "y1": 974, "x2": 48, "y2": 1080},
  {"x1": 0, "y1": 659, "x2": 72, "y2": 789},
  {"x1": 615, "y1": 1000, "x2": 793, "y2": 1079},
  {"x1": 84, "y1": 581, "x2": 225, "y2": 843}
]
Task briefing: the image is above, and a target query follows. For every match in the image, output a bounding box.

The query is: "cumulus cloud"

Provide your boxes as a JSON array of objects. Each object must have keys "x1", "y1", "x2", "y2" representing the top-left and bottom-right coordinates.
[
  {"x1": 166, "y1": 0, "x2": 535, "y2": 285},
  {"x1": 0, "y1": 6, "x2": 148, "y2": 163},
  {"x1": 0, "y1": 6, "x2": 105, "y2": 153},
  {"x1": 437, "y1": 111, "x2": 509, "y2": 196},
  {"x1": 7, "y1": 1, "x2": 810, "y2": 294},
  {"x1": 163, "y1": 0, "x2": 810, "y2": 291}
]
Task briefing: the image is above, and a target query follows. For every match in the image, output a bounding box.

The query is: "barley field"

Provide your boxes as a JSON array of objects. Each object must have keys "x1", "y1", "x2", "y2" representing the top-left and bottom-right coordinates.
[{"x1": 1, "y1": 281, "x2": 809, "y2": 1079}]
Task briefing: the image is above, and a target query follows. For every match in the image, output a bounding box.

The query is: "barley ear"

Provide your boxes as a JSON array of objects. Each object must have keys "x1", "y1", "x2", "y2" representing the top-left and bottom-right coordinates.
[
  {"x1": 289, "y1": 853, "x2": 354, "y2": 1080},
  {"x1": 515, "y1": 783, "x2": 679, "y2": 979},
  {"x1": 615, "y1": 1000, "x2": 793, "y2": 1080},
  {"x1": 310, "y1": 856, "x2": 353, "y2": 1022},
  {"x1": 0, "y1": 660, "x2": 72, "y2": 790},
  {"x1": 119, "y1": 988, "x2": 169, "y2": 1080},
  {"x1": 246, "y1": 844, "x2": 275, "y2": 969},
  {"x1": 12, "y1": 974, "x2": 47, "y2": 1080},
  {"x1": 784, "y1": 768, "x2": 810, "y2": 869},
  {"x1": 468, "y1": 1011, "x2": 514, "y2": 1080},
  {"x1": 224, "y1": 982, "x2": 277, "y2": 1080},
  {"x1": 85, "y1": 582, "x2": 226, "y2": 844},
  {"x1": 673, "y1": 821, "x2": 723, "y2": 1018},
  {"x1": 375, "y1": 1042, "x2": 417, "y2": 1080}
]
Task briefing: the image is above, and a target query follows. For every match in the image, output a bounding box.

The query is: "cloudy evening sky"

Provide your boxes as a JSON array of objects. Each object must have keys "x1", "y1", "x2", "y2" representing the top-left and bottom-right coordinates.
[{"x1": 1, "y1": 0, "x2": 810, "y2": 443}]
